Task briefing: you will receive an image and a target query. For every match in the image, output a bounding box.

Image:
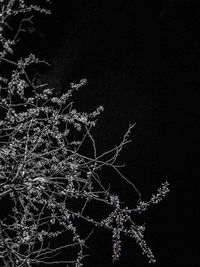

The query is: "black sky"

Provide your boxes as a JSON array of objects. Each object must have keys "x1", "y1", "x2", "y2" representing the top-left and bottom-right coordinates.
[{"x1": 17, "y1": 0, "x2": 200, "y2": 266}]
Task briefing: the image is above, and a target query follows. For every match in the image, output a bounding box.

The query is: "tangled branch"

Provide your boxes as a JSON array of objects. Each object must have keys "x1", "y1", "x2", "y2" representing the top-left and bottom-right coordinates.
[{"x1": 0, "y1": 1, "x2": 170, "y2": 266}]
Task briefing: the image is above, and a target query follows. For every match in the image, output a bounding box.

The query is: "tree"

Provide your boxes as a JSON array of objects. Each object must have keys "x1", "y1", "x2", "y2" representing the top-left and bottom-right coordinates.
[{"x1": 0, "y1": 1, "x2": 170, "y2": 266}]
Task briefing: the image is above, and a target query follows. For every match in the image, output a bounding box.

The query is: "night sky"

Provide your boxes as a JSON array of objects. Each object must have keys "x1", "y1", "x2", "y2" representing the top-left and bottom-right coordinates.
[{"x1": 5, "y1": 0, "x2": 200, "y2": 266}]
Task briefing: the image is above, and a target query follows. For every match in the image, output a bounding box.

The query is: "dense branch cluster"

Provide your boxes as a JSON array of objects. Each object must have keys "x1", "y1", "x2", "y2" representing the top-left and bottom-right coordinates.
[{"x1": 0, "y1": 1, "x2": 170, "y2": 266}]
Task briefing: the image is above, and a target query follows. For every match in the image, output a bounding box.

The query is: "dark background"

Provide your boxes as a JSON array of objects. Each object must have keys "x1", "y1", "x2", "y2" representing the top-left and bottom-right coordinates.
[{"x1": 11, "y1": 0, "x2": 200, "y2": 266}]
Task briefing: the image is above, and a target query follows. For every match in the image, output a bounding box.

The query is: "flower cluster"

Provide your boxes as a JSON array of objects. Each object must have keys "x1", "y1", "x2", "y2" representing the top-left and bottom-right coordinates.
[
  {"x1": 134, "y1": 182, "x2": 170, "y2": 213},
  {"x1": 0, "y1": 1, "x2": 170, "y2": 267}
]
